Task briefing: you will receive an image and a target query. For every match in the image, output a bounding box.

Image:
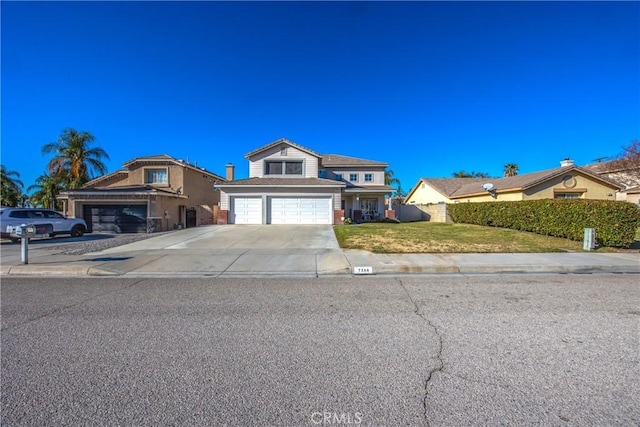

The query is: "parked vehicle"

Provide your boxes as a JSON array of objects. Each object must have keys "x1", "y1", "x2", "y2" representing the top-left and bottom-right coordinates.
[{"x1": 0, "y1": 207, "x2": 89, "y2": 242}]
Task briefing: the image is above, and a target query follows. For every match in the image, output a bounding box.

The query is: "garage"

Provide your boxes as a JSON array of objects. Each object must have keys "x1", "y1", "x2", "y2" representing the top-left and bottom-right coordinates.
[
  {"x1": 83, "y1": 205, "x2": 147, "y2": 233},
  {"x1": 269, "y1": 197, "x2": 332, "y2": 224},
  {"x1": 231, "y1": 197, "x2": 263, "y2": 224}
]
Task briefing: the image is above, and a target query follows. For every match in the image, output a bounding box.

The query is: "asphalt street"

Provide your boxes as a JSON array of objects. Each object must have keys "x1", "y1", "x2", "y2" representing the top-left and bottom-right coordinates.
[{"x1": 1, "y1": 274, "x2": 638, "y2": 426}]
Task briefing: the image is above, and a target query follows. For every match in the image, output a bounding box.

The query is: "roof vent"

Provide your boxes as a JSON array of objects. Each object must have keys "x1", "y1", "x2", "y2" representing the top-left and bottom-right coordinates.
[{"x1": 560, "y1": 158, "x2": 574, "y2": 167}]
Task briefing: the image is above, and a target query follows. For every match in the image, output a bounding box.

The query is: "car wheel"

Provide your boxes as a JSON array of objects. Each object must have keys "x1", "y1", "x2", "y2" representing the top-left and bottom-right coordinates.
[
  {"x1": 70, "y1": 225, "x2": 85, "y2": 237},
  {"x1": 10, "y1": 238, "x2": 19, "y2": 243}
]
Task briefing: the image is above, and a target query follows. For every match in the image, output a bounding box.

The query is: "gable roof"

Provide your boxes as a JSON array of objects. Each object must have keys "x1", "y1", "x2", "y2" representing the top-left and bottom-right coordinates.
[
  {"x1": 321, "y1": 154, "x2": 388, "y2": 168},
  {"x1": 244, "y1": 138, "x2": 322, "y2": 159},
  {"x1": 84, "y1": 170, "x2": 129, "y2": 187},
  {"x1": 121, "y1": 154, "x2": 225, "y2": 181},
  {"x1": 409, "y1": 165, "x2": 623, "y2": 201}
]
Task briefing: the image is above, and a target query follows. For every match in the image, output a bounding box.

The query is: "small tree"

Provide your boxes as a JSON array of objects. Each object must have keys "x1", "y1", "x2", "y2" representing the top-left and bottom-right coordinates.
[
  {"x1": 610, "y1": 140, "x2": 640, "y2": 179},
  {"x1": 1, "y1": 165, "x2": 24, "y2": 207},
  {"x1": 28, "y1": 172, "x2": 65, "y2": 209}
]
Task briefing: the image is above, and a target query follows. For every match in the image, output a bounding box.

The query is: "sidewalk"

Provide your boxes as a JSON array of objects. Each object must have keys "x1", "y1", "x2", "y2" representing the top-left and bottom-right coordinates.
[{"x1": 1, "y1": 246, "x2": 638, "y2": 277}]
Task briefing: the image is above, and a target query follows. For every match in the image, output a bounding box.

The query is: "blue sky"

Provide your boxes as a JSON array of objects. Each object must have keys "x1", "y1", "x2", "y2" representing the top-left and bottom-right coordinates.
[{"x1": 2, "y1": 1, "x2": 638, "y2": 194}]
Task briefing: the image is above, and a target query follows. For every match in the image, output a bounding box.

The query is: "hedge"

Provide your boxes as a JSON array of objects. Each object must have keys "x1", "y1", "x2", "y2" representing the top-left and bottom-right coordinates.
[{"x1": 448, "y1": 199, "x2": 640, "y2": 248}]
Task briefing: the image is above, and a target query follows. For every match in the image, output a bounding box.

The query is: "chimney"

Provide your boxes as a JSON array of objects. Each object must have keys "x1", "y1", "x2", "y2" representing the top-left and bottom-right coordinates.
[
  {"x1": 560, "y1": 158, "x2": 574, "y2": 167},
  {"x1": 225, "y1": 163, "x2": 235, "y2": 181}
]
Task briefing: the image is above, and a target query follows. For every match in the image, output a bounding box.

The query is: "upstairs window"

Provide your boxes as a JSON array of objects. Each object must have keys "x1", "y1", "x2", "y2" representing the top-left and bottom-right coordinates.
[
  {"x1": 349, "y1": 173, "x2": 358, "y2": 182},
  {"x1": 364, "y1": 173, "x2": 373, "y2": 182},
  {"x1": 334, "y1": 173, "x2": 343, "y2": 181},
  {"x1": 145, "y1": 168, "x2": 168, "y2": 184},
  {"x1": 265, "y1": 160, "x2": 303, "y2": 176}
]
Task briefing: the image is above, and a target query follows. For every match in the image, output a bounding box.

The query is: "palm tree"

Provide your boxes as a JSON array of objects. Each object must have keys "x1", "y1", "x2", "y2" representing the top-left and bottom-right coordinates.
[
  {"x1": 452, "y1": 170, "x2": 491, "y2": 178},
  {"x1": 42, "y1": 128, "x2": 109, "y2": 188},
  {"x1": 503, "y1": 163, "x2": 519, "y2": 177},
  {"x1": 452, "y1": 170, "x2": 471, "y2": 178},
  {"x1": 28, "y1": 172, "x2": 65, "y2": 209},
  {"x1": 385, "y1": 169, "x2": 401, "y2": 188},
  {"x1": 1, "y1": 165, "x2": 24, "y2": 207}
]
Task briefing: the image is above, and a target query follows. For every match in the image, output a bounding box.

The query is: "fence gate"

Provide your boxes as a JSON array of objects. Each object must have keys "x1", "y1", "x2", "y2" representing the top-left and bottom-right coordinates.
[{"x1": 186, "y1": 207, "x2": 197, "y2": 228}]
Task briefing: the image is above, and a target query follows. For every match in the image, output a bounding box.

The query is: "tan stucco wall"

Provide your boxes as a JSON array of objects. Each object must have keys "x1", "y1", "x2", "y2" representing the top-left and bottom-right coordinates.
[
  {"x1": 405, "y1": 183, "x2": 452, "y2": 204},
  {"x1": 522, "y1": 172, "x2": 617, "y2": 200},
  {"x1": 182, "y1": 167, "x2": 220, "y2": 207},
  {"x1": 125, "y1": 163, "x2": 185, "y2": 192}
]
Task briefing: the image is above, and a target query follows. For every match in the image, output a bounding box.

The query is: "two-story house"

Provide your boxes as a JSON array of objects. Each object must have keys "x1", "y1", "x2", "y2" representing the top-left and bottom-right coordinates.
[
  {"x1": 58, "y1": 154, "x2": 225, "y2": 233},
  {"x1": 215, "y1": 138, "x2": 395, "y2": 224}
]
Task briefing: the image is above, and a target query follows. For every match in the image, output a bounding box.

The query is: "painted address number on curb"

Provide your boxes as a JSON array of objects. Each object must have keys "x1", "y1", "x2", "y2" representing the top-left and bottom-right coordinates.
[{"x1": 353, "y1": 266, "x2": 373, "y2": 275}]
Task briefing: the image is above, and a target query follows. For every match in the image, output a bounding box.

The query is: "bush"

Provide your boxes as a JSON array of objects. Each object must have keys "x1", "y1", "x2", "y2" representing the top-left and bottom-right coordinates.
[{"x1": 448, "y1": 200, "x2": 640, "y2": 248}]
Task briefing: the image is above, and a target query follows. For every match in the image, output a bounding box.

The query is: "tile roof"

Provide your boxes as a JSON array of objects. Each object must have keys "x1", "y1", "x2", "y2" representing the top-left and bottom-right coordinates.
[
  {"x1": 344, "y1": 184, "x2": 396, "y2": 193},
  {"x1": 244, "y1": 138, "x2": 322, "y2": 159},
  {"x1": 61, "y1": 185, "x2": 185, "y2": 197},
  {"x1": 215, "y1": 177, "x2": 346, "y2": 187},
  {"x1": 321, "y1": 154, "x2": 388, "y2": 167},
  {"x1": 420, "y1": 165, "x2": 623, "y2": 199}
]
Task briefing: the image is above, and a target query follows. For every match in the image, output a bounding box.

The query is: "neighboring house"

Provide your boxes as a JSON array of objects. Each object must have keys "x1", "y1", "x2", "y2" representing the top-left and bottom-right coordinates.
[
  {"x1": 405, "y1": 159, "x2": 623, "y2": 205},
  {"x1": 214, "y1": 138, "x2": 395, "y2": 224},
  {"x1": 58, "y1": 155, "x2": 225, "y2": 233},
  {"x1": 585, "y1": 159, "x2": 640, "y2": 204}
]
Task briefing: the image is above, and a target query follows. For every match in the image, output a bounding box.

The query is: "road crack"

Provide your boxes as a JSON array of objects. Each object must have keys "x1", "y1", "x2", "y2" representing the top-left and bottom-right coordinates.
[
  {"x1": 397, "y1": 278, "x2": 444, "y2": 426},
  {"x1": 1, "y1": 279, "x2": 146, "y2": 332}
]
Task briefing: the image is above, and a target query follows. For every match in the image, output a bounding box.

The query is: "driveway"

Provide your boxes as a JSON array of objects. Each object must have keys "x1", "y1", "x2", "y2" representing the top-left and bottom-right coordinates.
[
  {"x1": 95, "y1": 225, "x2": 341, "y2": 252},
  {"x1": 76, "y1": 225, "x2": 350, "y2": 276}
]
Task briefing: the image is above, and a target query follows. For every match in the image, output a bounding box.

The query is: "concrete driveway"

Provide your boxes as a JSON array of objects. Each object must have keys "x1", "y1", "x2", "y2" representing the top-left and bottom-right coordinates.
[{"x1": 83, "y1": 225, "x2": 350, "y2": 276}]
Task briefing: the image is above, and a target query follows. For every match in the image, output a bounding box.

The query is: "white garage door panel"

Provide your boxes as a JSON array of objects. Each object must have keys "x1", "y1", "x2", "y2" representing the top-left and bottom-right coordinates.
[
  {"x1": 270, "y1": 197, "x2": 331, "y2": 225},
  {"x1": 232, "y1": 197, "x2": 262, "y2": 224}
]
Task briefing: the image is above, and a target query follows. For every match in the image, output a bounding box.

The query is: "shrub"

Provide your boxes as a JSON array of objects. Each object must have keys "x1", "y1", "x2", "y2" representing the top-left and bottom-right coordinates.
[{"x1": 448, "y1": 200, "x2": 640, "y2": 248}]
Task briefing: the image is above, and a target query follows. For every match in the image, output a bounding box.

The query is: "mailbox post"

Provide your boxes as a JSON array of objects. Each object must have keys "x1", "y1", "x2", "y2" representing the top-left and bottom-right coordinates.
[
  {"x1": 10, "y1": 223, "x2": 54, "y2": 264},
  {"x1": 14, "y1": 224, "x2": 36, "y2": 264}
]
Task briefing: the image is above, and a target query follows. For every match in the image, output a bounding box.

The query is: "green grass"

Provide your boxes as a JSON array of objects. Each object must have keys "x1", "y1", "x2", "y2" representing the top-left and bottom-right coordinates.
[{"x1": 333, "y1": 221, "x2": 612, "y2": 253}]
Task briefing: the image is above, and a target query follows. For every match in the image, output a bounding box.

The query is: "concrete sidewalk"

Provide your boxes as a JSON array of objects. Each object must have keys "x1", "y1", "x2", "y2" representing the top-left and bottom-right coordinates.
[{"x1": 1, "y1": 246, "x2": 638, "y2": 277}]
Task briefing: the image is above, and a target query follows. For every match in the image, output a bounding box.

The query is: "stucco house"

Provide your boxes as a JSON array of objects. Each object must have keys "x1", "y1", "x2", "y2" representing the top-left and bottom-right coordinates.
[
  {"x1": 215, "y1": 138, "x2": 395, "y2": 224},
  {"x1": 405, "y1": 159, "x2": 623, "y2": 205},
  {"x1": 58, "y1": 154, "x2": 225, "y2": 233},
  {"x1": 585, "y1": 159, "x2": 640, "y2": 204}
]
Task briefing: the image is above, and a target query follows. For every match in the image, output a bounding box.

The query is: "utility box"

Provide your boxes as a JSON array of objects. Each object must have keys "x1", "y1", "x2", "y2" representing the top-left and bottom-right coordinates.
[{"x1": 583, "y1": 228, "x2": 596, "y2": 251}]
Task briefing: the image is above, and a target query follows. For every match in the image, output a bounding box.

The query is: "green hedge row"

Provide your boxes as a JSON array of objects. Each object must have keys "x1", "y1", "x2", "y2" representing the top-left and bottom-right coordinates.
[{"x1": 448, "y1": 200, "x2": 640, "y2": 248}]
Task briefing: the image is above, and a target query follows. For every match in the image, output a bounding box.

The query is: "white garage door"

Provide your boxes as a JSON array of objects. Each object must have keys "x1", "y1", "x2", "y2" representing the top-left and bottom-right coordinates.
[
  {"x1": 269, "y1": 197, "x2": 332, "y2": 224},
  {"x1": 231, "y1": 197, "x2": 262, "y2": 224}
]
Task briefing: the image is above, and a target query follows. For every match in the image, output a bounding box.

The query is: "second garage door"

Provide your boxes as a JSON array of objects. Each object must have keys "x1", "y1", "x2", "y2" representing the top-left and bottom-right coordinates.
[{"x1": 269, "y1": 197, "x2": 332, "y2": 224}]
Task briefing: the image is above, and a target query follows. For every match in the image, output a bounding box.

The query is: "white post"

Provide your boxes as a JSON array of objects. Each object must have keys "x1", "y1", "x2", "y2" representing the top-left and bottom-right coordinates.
[{"x1": 21, "y1": 234, "x2": 29, "y2": 264}]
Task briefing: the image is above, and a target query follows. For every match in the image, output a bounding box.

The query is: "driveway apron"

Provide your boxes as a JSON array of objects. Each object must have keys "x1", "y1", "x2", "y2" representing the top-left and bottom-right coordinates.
[{"x1": 84, "y1": 225, "x2": 350, "y2": 276}]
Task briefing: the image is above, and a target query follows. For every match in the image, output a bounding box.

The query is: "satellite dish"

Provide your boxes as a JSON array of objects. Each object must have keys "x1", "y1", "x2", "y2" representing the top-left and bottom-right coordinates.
[{"x1": 482, "y1": 183, "x2": 494, "y2": 191}]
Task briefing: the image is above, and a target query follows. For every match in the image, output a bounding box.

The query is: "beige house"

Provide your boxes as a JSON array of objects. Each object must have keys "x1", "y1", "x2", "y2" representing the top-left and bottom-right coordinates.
[
  {"x1": 585, "y1": 159, "x2": 640, "y2": 204},
  {"x1": 58, "y1": 155, "x2": 225, "y2": 233},
  {"x1": 405, "y1": 159, "x2": 623, "y2": 205},
  {"x1": 215, "y1": 138, "x2": 395, "y2": 224}
]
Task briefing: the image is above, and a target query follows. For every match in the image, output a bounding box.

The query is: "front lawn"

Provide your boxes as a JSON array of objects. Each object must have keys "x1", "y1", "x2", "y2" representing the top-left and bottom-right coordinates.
[{"x1": 333, "y1": 222, "x2": 594, "y2": 253}]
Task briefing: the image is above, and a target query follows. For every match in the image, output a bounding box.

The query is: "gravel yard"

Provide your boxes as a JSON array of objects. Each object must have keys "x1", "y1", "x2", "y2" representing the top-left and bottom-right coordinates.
[{"x1": 28, "y1": 231, "x2": 176, "y2": 255}]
